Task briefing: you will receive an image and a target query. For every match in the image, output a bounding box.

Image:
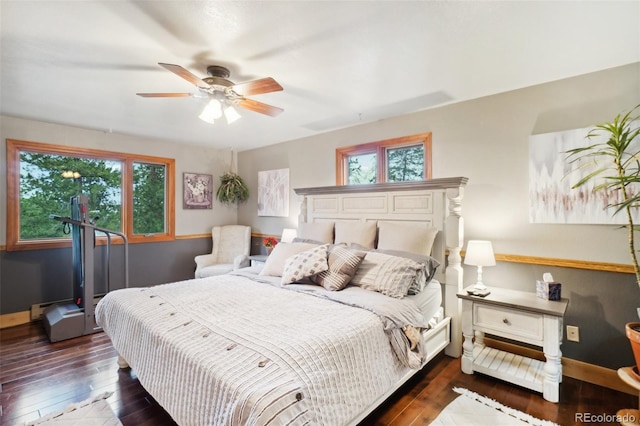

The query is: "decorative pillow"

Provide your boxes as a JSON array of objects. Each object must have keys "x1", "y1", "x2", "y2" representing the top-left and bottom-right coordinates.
[
  {"x1": 297, "y1": 222, "x2": 334, "y2": 244},
  {"x1": 281, "y1": 244, "x2": 330, "y2": 285},
  {"x1": 311, "y1": 246, "x2": 366, "y2": 291},
  {"x1": 374, "y1": 248, "x2": 440, "y2": 294},
  {"x1": 350, "y1": 251, "x2": 422, "y2": 298},
  {"x1": 377, "y1": 222, "x2": 438, "y2": 256},
  {"x1": 334, "y1": 221, "x2": 377, "y2": 248},
  {"x1": 259, "y1": 242, "x2": 319, "y2": 277}
]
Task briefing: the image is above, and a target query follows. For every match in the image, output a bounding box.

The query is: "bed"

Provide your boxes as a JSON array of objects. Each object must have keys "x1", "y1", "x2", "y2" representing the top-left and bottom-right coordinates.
[{"x1": 96, "y1": 178, "x2": 467, "y2": 425}]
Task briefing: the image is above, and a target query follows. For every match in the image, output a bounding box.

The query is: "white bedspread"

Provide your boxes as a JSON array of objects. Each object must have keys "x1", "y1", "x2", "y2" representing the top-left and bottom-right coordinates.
[{"x1": 96, "y1": 274, "x2": 424, "y2": 426}]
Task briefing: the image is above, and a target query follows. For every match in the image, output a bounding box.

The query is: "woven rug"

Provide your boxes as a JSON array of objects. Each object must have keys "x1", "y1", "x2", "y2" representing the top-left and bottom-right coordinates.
[
  {"x1": 430, "y1": 387, "x2": 560, "y2": 426},
  {"x1": 25, "y1": 392, "x2": 122, "y2": 426}
]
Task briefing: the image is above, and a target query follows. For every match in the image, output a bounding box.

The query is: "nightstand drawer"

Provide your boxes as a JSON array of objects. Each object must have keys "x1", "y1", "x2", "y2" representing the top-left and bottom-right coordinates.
[{"x1": 473, "y1": 304, "x2": 544, "y2": 343}]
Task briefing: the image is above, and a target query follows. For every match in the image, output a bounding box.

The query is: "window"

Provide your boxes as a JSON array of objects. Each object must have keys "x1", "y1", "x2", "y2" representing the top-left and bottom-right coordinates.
[
  {"x1": 6, "y1": 139, "x2": 175, "y2": 251},
  {"x1": 335, "y1": 133, "x2": 432, "y2": 185}
]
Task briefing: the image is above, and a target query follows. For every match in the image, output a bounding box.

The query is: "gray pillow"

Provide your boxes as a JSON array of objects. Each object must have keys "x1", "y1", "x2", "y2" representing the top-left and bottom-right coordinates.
[
  {"x1": 374, "y1": 248, "x2": 440, "y2": 294},
  {"x1": 311, "y1": 246, "x2": 366, "y2": 291},
  {"x1": 350, "y1": 251, "x2": 422, "y2": 298}
]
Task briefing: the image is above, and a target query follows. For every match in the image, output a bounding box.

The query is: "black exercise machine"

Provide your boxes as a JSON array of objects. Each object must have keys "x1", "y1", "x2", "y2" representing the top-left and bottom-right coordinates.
[{"x1": 44, "y1": 194, "x2": 128, "y2": 342}]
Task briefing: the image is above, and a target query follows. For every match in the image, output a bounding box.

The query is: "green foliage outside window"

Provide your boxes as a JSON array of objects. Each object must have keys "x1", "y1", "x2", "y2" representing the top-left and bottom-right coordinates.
[
  {"x1": 133, "y1": 162, "x2": 166, "y2": 234},
  {"x1": 387, "y1": 145, "x2": 424, "y2": 182},
  {"x1": 19, "y1": 152, "x2": 122, "y2": 239},
  {"x1": 347, "y1": 145, "x2": 423, "y2": 184},
  {"x1": 19, "y1": 154, "x2": 168, "y2": 239},
  {"x1": 348, "y1": 153, "x2": 377, "y2": 184}
]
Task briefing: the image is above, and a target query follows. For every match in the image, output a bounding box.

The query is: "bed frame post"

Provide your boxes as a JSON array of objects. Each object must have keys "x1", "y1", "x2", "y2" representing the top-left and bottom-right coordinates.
[
  {"x1": 298, "y1": 195, "x2": 308, "y2": 225},
  {"x1": 444, "y1": 186, "x2": 464, "y2": 357}
]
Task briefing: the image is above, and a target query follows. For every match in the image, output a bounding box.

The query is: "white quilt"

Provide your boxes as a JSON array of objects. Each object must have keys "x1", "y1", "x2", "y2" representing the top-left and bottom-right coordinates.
[{"x1": 96, "y1": 274, "x2": 420, "y2": 426}]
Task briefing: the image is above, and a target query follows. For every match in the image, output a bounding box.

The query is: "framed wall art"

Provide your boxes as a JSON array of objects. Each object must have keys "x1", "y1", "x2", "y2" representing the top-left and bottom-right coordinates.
[
  {"x1": 529, "y1": 125, "x2": 640, "y2": 224},
  {"x1": 257, "y1": 168, "x2": 289, "y2": 217},
  {"x1": 183, "y1": 172, "x2": 213, "y2": 209}
]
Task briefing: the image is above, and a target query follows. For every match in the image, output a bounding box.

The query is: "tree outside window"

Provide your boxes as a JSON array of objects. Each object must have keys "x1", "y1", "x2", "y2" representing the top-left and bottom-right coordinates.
[
  {"x1": 336, "y1": 133, "x2": 431, "y2": 185},
  {"x1": 6, "y1": 139, "x2": 175, "y2": 251}
]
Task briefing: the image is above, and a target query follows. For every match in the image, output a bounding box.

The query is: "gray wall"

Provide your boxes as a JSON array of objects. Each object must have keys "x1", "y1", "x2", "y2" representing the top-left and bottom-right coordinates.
[
  {"x1": 0, "y1": 238, "x2": 210, "y2": 313},
  {"x1": 238, "y1": 63, "x2": 640, "y2": 369}
]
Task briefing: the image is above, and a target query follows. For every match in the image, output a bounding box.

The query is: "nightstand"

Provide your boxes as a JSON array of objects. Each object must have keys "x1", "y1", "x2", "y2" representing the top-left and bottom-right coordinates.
[
  {"x1": 457, "y1": 286, "x2": 568, "y2": 402},
  {"x1": 248, "y1": 255, "x2": 268, "y2": 267}
]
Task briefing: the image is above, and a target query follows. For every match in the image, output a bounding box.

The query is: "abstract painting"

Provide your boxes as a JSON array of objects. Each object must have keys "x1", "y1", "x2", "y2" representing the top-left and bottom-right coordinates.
[
  {"x1": 529, "y1": 125, "x2": 640, "y2": 224},
  {"x1": 258, "y1": 168, "x2": 289, "y2": 217}
]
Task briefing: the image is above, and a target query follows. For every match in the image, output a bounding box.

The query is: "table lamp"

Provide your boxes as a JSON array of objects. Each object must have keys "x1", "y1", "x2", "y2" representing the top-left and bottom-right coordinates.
[
  {"x1": 280, "y1": 228, "x2": 297, "y2": 243},
  {"x1": 464, "y1": 240, "x2": 496, "y2": 293}
]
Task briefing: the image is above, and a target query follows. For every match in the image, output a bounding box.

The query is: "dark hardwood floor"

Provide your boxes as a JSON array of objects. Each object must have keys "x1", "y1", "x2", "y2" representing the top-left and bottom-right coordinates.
[{"x1": 0, "y1": 321, "x2": 636, "y2": 425}]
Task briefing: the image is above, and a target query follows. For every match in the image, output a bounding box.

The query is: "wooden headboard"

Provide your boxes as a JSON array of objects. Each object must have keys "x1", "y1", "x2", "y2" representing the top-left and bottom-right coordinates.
[{"x1": 294, "y1": 177, "x2": 468, "y2": 358}]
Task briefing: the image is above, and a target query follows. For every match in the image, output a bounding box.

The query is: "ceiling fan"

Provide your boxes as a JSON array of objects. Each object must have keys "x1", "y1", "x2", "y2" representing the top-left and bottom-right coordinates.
[{"x1": 137, "y1": 63, "x2": 284, "y2": 122}]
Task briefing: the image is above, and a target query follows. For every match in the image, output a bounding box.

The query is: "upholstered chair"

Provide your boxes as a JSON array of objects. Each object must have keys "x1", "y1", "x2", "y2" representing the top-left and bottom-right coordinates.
[{"x1": 194, "y1": 225, "x2": 251, "y2": 278}]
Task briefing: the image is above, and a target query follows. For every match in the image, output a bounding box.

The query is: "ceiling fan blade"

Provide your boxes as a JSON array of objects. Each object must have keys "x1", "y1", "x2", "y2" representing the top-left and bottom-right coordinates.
[
  {"x1": 237, "y1": 98, "x2": 284, "y2": 117},
  {"x1": 231, "y1": 77, "x2": 283, "y2": 96},
  {"x1": 136, "y1": 93, "x2": 192, "y2": 98},
  {"x1": 158, "y1": 63, "x2": 209, "y2": 88}
]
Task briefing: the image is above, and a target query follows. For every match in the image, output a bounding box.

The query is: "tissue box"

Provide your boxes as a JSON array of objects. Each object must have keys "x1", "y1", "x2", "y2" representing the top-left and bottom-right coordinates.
[{"x1": 536, "y1": 280, "x2": 562, "y2": 301}]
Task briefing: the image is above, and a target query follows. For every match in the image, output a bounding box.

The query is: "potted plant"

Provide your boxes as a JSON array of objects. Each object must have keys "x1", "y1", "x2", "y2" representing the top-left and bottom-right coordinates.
[
  {"x1": 566, "y1": 104, "x2": 640, "y2": 371},
  {"x1": 216, "y1": 172, "x2": 249, "y2": 205},
  {"x1": 263, "y1": 236, "x2": 278, "y2": 255}
]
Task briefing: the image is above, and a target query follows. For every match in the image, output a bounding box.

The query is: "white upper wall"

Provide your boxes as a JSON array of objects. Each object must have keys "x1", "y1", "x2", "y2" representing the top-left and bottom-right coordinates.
[{"x1": 238, "y1": 63, "x2": 640, "y2": 265}]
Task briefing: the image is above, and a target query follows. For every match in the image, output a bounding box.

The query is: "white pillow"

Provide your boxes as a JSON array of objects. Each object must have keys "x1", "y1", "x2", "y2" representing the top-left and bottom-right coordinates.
[
  {"x1": 377, "y1": 221, "x2": 438, "y2": 255},
  {"x1": 334, "y1": 221, "x2": 377, "y2": 248},
  {"x1": 297, "y1": 222, "x2": 334, "y2": 244},
  {"x1": 259, "y1": 242, "x2": 319, "y2": 277},
  {"x1": 281, "y1": 244, "x2": 330, "y2": 285}
]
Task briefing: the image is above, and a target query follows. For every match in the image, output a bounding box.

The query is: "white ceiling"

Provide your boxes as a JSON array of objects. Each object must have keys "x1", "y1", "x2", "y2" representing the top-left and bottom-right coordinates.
[{"x1": 2, "y1": 1, "x2": 639, "y2": 151}]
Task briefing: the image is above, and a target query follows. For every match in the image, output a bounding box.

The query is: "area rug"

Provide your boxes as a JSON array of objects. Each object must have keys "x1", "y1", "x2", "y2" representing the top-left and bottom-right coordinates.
[
  {"x1": 25, "y1": 391, "x2": 122, "y2": 426},
  {"x1": 430, "y1": 387, "x2": 560, "y2": 426}
]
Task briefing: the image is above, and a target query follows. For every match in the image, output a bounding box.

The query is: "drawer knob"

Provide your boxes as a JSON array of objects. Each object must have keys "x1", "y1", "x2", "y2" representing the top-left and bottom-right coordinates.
[{"x1": 503, "y1": 318, "x2": 510, "y2": 325}]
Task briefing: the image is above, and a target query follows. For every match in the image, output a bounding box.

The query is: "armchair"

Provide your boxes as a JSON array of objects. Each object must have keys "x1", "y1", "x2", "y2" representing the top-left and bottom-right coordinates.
[{"x1": 194, "y1": 225, "x2": 251, "y2": 278}]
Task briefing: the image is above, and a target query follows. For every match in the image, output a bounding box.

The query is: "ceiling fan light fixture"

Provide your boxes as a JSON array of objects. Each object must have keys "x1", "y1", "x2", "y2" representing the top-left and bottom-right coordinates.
[
  {"x1": 141, "y1": 63, "x2": 283, "y2": 120},
  {"x1": 199, "y1": 99, "x2": 223, "y2": 124},
  {"x1": 224, "y1": 104, "x2": 241, "y2": 124}
]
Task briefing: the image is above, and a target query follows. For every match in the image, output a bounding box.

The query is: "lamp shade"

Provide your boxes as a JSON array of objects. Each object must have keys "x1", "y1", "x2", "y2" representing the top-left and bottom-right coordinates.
[
  {"x1": 224, "y1": 104, "x2": 241, "y2": 124},
  {"x1": 464, "y1": 240, "x2": 496, "y2": 267},
  {"x1": 199, "y1": 99, "x2": 223, "y2": 123},
  {"x1": 280, "y1": 228, "x2": 297, "y2": 243}
]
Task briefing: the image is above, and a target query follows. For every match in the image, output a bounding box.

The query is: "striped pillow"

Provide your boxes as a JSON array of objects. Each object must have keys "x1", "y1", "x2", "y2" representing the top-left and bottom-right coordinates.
[
  {"x1": 281, "y1": 244, "x2": 329, "y2": 285},
  {"x1": 350, "y1": 251, "x2": 421, "y2": 298},
  {"x1": 311, "y1": 246, "x2": 366, "y2": 291}
]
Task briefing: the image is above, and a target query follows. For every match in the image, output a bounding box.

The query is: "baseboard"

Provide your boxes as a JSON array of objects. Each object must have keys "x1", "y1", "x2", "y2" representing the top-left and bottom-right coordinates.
[
  {"x1": 484, "y1": 337, "x2": 638, "y2": 396},
  {"x1": 0, "y1": 310, "x2": 31, "y2": 329},
  {"x1": 2, "y1": 295, "x2": 105, "y2": 330}
]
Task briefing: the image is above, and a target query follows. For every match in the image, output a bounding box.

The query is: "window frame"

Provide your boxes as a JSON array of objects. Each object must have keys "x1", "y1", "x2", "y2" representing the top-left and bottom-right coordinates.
[
  {"x1": 335, "y1": 132, "x2": 432, "y2": 185},
  {"x1": 6, "y1": 139, "x2": 175, "y2": 251}
]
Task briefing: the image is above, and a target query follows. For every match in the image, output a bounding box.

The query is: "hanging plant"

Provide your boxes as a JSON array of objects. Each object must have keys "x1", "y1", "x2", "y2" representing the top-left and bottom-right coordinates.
[{"x1": 216, "y1": 172, "x2": 249, "y2": 204}]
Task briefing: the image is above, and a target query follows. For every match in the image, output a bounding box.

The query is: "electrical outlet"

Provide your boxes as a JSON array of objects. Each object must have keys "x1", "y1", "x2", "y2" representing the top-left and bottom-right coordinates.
[{"x1": 567, "y1": 325, "x2": 580, "y2": 342}]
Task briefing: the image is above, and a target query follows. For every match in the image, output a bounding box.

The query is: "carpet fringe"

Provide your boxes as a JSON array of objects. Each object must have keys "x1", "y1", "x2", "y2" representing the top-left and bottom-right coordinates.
[
  {"x1": 452, "y1": 387, "x2": 560, "y2": 426},
  {"x1": 25, "y1": 391, "x2": 115, "y2": 425}
]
